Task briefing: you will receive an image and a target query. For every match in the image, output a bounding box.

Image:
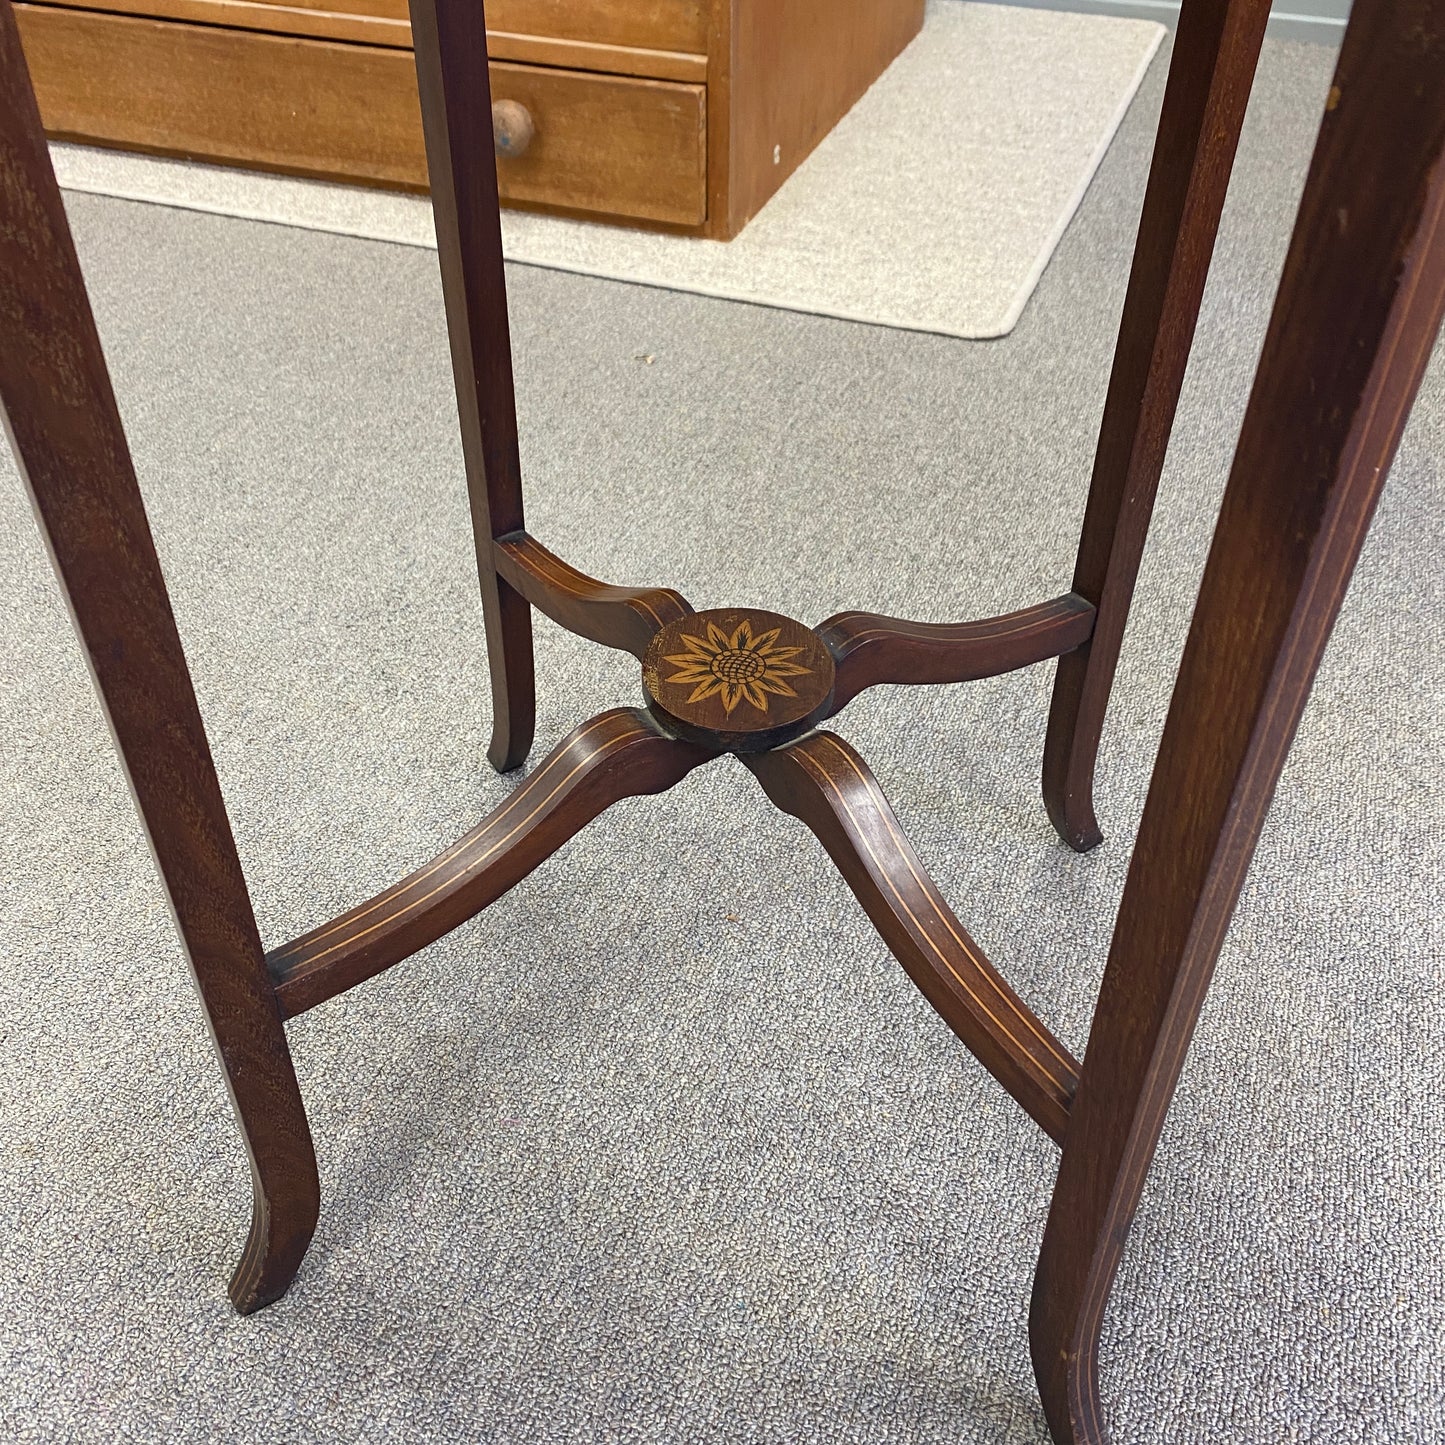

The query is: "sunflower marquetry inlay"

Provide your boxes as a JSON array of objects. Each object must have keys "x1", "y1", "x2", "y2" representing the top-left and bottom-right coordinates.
[
  {"x1": 662, "y1": 617, "x2": 812, "y2": 715},
  {"x1": 642, "y1": 608, "x2": 836, "y2": 752}
]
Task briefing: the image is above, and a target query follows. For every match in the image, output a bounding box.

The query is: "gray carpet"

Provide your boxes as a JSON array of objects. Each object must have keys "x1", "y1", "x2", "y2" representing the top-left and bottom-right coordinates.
[{"x1": 2, "y1": 32, "x2": 1441, "y2": 1445}]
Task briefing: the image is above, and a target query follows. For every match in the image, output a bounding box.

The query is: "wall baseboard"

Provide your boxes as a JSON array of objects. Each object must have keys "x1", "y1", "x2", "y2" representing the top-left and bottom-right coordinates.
[{"x1": 985, "y1": 0, "x2": 1347, "y2": 44}]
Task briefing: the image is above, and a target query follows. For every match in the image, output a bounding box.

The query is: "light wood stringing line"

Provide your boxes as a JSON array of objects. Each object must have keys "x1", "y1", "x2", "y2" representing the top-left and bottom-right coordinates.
[
  {"x1": 273, "y1": 712, "x2": 630, "y2": 971},
  {"x1": 806, "y1": 733, "x2": 1078, "y2": 1097}
]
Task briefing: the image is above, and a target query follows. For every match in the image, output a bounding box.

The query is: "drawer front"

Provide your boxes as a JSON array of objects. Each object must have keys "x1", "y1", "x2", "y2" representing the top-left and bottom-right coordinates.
[
  {"x1": 234, "y1": 0, "x2": 710, "y2": 53},
  {"x1": 20, "y1": 0, "x2": 708, "y2": 80},
  {"x1": 490, "y1": 61, "x2": 705, "y2": 225},
  {"x1": 16, "y1": 5, "x2": 429, "y2": 185},
  {"x1": 473, "y1": 1, "x2": 708, "y2": 55},
  {"x1": 16, "y1": 6, "x2": 707, "y2": 224}
]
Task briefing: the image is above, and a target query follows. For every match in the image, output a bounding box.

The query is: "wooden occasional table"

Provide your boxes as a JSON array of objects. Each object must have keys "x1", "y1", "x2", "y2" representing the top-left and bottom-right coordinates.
[{"x1": 2, "y1": 0, "x2": 1441, "y2": 1440}]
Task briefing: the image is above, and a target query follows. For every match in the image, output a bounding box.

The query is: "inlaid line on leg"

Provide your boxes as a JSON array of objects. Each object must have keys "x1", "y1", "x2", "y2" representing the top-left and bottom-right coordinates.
[
  {"x1": 746, "y1": 732, "x2": 1079, "y2": 1142},
  {"x1": 0, "y1": 4, "x2": 319, "y2": 1315},
  {"x1": 1032, "y1": 8, "x2": 1445, "y2": 1437},
  {"x1": 495, "y1": 531, "x2": 694, "y2": 660},
  {"x1": 268, "y1": 709, "x2": 721, "y2": 1017},
  {"x1": 816, "y1": 595, "x2": 1096, "y2": 717}
]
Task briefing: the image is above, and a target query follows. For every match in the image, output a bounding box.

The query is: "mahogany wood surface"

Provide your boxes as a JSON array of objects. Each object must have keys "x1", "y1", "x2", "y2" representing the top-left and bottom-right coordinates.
[
  {"x1": 746, "y1": 733, "x2": 1079, "y2": 1143},
  {"x1": 7, "y1": 0, "x2": 1441, "y2": 1433},
  {"x1": 642, "y1": 608, "x2": 836, "y2": 753},
  {"x1": 410, "y1": 0, "x2": 535, "y2": 772},
  {"x1": 1031, "y1": 3, "x2": 1445, "y2": 1440},
  {"x1": 1042, "y1": 0, "x2": 1272, "y2": 852},
  {"x1": 269, "y1": 710, "x2": 720, "y2": 1017},
  {"x1": 0, "y1": 0, "x2": 319, "y2": 1315},
  {"x1": 495, "y1": 531, "x2": 694, "y2": 660},
  {"x1": 817, "y1": 594, "x2": 1096, "y2": 717}
]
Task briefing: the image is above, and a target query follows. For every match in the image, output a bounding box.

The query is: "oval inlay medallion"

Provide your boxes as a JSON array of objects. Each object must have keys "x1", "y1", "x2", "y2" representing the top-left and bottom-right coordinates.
[{"x1": 642, "y1": 608, "x2": 836, "y2": 753}]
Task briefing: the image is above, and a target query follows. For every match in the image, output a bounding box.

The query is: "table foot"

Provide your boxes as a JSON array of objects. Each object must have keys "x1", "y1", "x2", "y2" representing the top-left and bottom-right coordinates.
[
  {"x1": 1031, "y1": 1301, "x2": 1109, "y2": 1445},
  {"x1": 228, "y1": 1158, "x2": 321, "y2": 1315}
]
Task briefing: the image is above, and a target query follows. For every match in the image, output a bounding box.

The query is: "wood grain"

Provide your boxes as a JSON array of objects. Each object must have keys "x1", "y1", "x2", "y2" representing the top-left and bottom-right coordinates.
[
  {"x1": 816, "y1": 595, "x2": 1096, "y2": 717},
  {"x1": 18, "y1": 3, "x2": 707, "y2": 220},
  {"x1": 489, "y1": 59, "x2": 706, "y2": 225},
  {"x1": 485, "y1": 30, "x2": 705, "y2": 82},
  {"x1": 153, "y1": 0, "x2": 710, "y2": 50},
  {"x1": 0, "y1": 0, "x2": 318, "y2": 1314},
  {"x1": 1041, "y1": 0, "x2": 1272, "y2": 852},
  {"x1": 16, "y1": 3, "x2": 430, "y2": 183},
  {"x1": 18, "y1": 0, "x2": 920, "y2": 234},
  {"x1": 746, "y1": 733, "x2": 1079, "y2": 1143},
  {"x1": 15, "y1": 3, "x2": 1435, "y2": 1423},
  {"x1": 486, "y1": 0, "x2": 707, "y2": 55},
  {"x1": 1031, "y1": 3, "x2": 1445, "y2": 1438},
  {"x1": 24, "y1": 0, "x2": 710, "y2": 77},
  {"x1": 642, "y1": 609, "x2": 836, "y2": 753},
  {"x1": 715, "y1": 0, "x2": 922, "y2": 237},
  {"x1": 411, "y1": 0, "x2": 535, "y2": 771},
  {"x1": 37, "y1": 0, "x2": 413, "y2": 46},
  {"x1": 269, "y1": 711, "x2": 720, "y2": 1016},
  {"x1": 199, "y1": 0, "x2": 707, "y2": 50},
  {"x1": 495, "y1": 531, "x2": 694, "y2": 660},
  {"x1": 244, "y1": 0, "x2": 402, "y2": 18}
]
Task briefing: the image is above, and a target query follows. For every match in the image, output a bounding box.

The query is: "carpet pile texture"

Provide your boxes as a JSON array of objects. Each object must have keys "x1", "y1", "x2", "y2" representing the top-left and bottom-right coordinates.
[{"x1": 2, "y1": 33, "x2": 1440, "y2": 1445}]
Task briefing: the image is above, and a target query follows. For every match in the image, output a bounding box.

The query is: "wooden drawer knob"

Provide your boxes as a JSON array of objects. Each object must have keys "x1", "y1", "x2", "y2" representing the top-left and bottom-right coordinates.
[{"x1": 492, "y1": 100, "x2": 535, "y2": 159}]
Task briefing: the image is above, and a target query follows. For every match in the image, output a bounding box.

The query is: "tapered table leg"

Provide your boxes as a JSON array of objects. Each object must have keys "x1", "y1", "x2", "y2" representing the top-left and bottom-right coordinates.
[
  {"x1": 1031, "y1": 5, "x2": 1445, "y2": 1438},
  {"x1": 0, "y1": 4, "x2": 319, "y2": 1314},
  {"x1": 410, "y1": 0, "x2": 535, "y2": 773},
  {"x1": 1043, "y1": 0, "x2": 1271, "y2": 851}
]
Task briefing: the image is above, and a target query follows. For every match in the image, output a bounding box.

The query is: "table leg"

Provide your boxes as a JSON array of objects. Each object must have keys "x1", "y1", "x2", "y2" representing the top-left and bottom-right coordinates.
[
  {"x1": 410, "y1": 0, "x2": 536, "y2": 772},
  {"x1": 1030, "y1": 3, "x2": 1445, "y2": 1436},
  {"x1": 0, "y1": 1, "x2": 320, "y2": 1314},
  {"x1": 1043, "y1": 0, "x2": 1271, "y2": 851}
]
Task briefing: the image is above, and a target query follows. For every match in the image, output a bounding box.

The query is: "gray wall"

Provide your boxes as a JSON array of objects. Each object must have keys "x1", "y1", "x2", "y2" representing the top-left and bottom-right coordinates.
[{"x1": 991, "y1": 0, "x2": 1349, "y2": 43}]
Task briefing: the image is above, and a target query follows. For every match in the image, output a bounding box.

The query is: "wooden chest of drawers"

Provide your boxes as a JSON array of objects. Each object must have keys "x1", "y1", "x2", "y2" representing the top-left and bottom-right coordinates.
[{"x1": 14, "y1": 0, "x2": 924, "y2": 237}]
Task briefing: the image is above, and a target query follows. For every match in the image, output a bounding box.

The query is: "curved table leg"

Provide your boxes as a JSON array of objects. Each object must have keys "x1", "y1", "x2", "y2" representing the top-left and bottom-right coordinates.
[
  {"x1": 0, "y1": 15, "x2": 320, "y2": 1316},
  {"x1": 1042, "y1": 0, "x2": 1272, "y2": 852},
  {"x1": 411, "y1": 0, "x2": 535, "y2": 774},
  {"x1": 1032, "y1": 11, "x2": 1445, "y2": 1438},
  {"x1": 269, "y1": 709, "x2": 721, "y2": 1016},
  {"x1": 745, "y1": 732, "x2": 1079, "y2": 1143}
]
